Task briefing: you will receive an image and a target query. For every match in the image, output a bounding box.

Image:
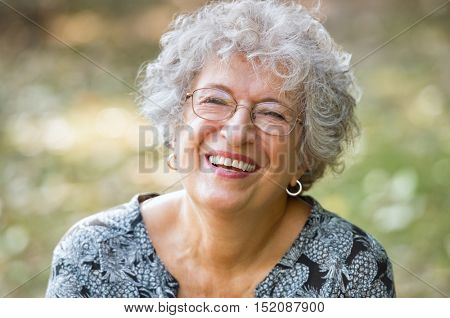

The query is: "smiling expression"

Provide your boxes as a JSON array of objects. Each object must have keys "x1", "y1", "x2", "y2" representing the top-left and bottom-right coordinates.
[{"x1": 175, "y1": 54, "x2": 304, "y2": 212}]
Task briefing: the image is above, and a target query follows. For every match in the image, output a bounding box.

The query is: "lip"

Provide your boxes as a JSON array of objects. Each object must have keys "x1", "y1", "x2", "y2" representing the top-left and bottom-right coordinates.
[{"x1": 204, "y1": 152, "x2": 259, "y2": 179}]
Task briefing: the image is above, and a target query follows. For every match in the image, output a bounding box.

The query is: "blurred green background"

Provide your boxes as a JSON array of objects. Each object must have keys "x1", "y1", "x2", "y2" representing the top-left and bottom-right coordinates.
[{"x1": 0, "y1": 0, "x2": 448, "y2": 297}]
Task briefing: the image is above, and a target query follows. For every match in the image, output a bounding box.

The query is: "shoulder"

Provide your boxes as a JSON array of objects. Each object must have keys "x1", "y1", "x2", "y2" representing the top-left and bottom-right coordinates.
[
  {"x1": 46, "y1": 194, "x2": 146, "y2": 297},
  {"x1": 53, "y1": 196, "x2": 142, "y2": 257},
  {"x1": 291, "y1": 196, "x2": 396, "y2": 297}
]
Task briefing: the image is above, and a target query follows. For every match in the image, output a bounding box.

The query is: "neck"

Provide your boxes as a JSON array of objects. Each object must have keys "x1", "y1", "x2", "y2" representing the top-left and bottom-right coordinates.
[{"x1": 179, "y1": 190, "x2": 288, "y2": 274}]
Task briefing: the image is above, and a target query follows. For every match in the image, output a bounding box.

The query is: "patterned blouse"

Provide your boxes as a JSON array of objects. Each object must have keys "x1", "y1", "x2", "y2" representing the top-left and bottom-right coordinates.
[{"x1": 45, "y1": 193, "x2": 396, "y2": 298}]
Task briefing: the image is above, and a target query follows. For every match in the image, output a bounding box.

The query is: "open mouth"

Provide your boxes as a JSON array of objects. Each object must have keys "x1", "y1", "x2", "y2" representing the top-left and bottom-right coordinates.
[{"x1": 206, "y1": 154, "x2": 257, "y2": 173}]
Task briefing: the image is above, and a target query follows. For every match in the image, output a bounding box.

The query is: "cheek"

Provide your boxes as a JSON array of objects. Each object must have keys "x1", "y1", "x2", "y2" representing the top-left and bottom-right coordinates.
[
  {"x1": 176, "y1": 117, "x2": 221, "y2": 165},
  {"x1": 265, "y1": 137, "x2": 296, "y2": 171}
]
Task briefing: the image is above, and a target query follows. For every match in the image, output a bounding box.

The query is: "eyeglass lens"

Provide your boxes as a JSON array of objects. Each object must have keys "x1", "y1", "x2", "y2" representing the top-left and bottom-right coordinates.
[{"x1": 192, "y1": 88, "x2": 297, "y2": 135}]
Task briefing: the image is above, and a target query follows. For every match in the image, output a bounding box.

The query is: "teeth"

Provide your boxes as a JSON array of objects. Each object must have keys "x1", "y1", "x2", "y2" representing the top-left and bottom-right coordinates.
[{"x1": 208, "y1": 155, "x2": 256, "y2": 172}]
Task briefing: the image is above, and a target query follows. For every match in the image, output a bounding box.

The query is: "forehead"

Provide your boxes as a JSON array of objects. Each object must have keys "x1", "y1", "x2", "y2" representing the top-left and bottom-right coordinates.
[{"x1": 192, "y1": 54, "x2": 288, "y2": 101}]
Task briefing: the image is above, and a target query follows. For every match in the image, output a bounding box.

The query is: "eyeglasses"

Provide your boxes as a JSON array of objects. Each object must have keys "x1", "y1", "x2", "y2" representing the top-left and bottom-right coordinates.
[{"x1": 185, "y1": 88, "x2": 302, "y2": 136}]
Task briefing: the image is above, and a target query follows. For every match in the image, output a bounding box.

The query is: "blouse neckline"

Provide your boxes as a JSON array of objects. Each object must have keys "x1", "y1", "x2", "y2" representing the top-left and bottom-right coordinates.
[{"x1": 132, "y1": 192, "x2": 321, "y2": 297}]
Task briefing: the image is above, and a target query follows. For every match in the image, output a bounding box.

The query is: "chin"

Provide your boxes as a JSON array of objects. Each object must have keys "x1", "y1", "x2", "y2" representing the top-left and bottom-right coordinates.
[{"x1": 192, "y1": 184, "x2": 252, "y2": 213}]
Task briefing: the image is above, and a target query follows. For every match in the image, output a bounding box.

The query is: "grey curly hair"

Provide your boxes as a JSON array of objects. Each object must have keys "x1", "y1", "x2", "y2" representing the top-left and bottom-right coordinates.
[{"x1": 137, "y1": 0, "x2": 361, "y2": 191}]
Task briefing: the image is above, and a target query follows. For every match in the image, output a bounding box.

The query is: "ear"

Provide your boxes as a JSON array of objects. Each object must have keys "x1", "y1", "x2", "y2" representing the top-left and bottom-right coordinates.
[
  {"x1": 289, "y1": 125, "x2": 306, "y2": 187},
  {"x1": 164, "y1": 136, "x2": 176, "y2": 151},
  {"x1": 289, "y1": 150, "x2": 305, "y2": 187},
  {"x1": 289, "y1": 166, "x2": 305, "y2": 187}
]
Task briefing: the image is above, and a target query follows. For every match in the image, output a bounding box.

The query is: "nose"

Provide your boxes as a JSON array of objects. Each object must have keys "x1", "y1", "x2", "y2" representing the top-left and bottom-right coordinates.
[{"x1": 220, "y1": 104, "x2": 256, "y2": 146}]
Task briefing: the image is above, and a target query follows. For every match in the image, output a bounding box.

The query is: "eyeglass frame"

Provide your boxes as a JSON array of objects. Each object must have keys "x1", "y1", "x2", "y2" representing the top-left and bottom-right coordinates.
[{"x1": 185, "y1": 87, "x2": 303, "y2": 136}]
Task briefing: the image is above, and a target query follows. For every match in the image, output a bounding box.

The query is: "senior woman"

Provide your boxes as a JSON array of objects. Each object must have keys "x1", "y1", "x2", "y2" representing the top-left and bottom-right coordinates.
[{"x1": 46, "y1": 0, "x2": 395, "y2": 298}]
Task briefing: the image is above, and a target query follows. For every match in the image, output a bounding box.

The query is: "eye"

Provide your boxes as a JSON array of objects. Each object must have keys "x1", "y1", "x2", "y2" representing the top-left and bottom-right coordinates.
[
  {"x1": 262, "y1": 111, "x2": 286, "y2": 121},
  {"x1": 200, "y1": 97, "x2": 228, "y2": 105}
]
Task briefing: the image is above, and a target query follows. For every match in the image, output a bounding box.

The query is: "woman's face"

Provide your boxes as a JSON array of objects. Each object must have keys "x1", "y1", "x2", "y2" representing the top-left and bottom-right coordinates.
[{"x1": 176, "y1": 54, "x2": 303, "y2": 212}]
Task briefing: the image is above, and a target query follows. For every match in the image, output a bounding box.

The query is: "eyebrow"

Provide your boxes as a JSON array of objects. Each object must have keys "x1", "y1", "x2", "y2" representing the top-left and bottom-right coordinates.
[{"x1": 201, "y1": 83, "x2": 287, "y2": 105}]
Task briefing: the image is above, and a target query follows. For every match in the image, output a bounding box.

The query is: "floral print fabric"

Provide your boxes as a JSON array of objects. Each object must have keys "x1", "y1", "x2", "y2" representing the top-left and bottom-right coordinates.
[{"x1": 46, "y1": 193, "x2": 395, "y2": 298}]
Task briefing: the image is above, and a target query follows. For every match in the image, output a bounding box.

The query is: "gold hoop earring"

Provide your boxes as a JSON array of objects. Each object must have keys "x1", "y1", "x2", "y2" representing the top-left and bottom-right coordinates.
[
  {"x1": 286, "y1": 180, "x2": 302, "y2": 196},
  {"x1": 167, "y1": 153, "x2": 177, "y2": 170}
]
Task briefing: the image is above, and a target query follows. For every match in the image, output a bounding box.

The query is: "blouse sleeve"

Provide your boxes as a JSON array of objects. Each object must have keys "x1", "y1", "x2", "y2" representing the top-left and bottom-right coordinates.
[
  {"x1": 45, "y1": 224, "x2": 99, "y2": 298},
  {"x1": 345, "y1": 233, "x2": 396, "y2": 298},
  {"x1": 364, "y1": 254, "x2": 396, "y2": 297}
]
